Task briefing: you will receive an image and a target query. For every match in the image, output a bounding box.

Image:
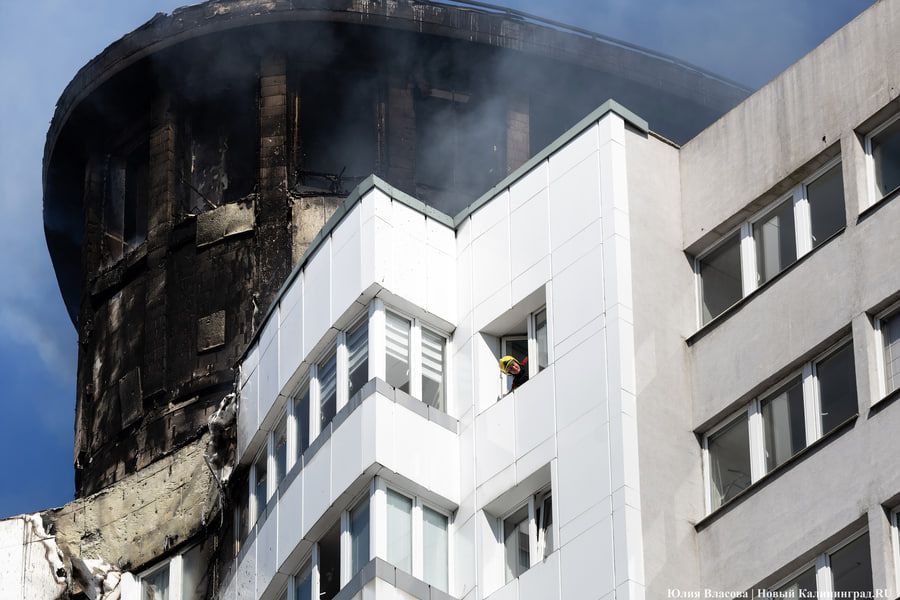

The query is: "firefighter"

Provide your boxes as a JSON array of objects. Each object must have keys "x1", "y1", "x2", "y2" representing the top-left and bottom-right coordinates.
[{"x1": 499, "y1": 355, "x2": 529, "y2": 391}]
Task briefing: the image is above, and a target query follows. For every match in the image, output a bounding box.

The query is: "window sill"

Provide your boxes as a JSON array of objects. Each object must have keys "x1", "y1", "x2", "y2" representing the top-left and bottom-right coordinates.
[
  {"x1": 868, "y1": 385, "x2": 900, "y2": 417},
  {"x1": 688, "y1": 227, "x2": 845, "y2": 346},
  {"x1": 695, "y1": 413, "x2": 857, "y2": 531},
  {"x1": 858, "y1": 184, "x2": 900, "y2": 223}
]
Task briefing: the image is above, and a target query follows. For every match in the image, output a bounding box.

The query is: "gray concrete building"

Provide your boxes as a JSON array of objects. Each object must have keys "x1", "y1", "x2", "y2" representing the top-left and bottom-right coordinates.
[{"x1": 2, "y1": 0, "x2": 899, "y2": 599}]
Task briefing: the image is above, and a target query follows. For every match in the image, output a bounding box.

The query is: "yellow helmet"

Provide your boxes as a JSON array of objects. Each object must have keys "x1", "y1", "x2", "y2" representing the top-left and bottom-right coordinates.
[{"x1": 499, "y1": 355, "x2": 520, "y2": 374}]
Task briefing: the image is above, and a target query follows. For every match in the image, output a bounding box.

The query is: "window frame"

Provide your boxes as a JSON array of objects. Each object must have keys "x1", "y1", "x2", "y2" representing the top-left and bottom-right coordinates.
[
  {"x1": 703, "y1": 338, "x2": 857, "y2": 512},
  {"x1": 762, "y1": 529, "x2": 872, "y2": 599},
  {"x1": 695, "y1": 158, "x2": 844, "y2": 326},
  {"x1": 874, "y1": 301, "x2": 900, "y2": 401},
  {"x1": 500, "y1": 487, "x2": 555, "y2": 583},
  {"x1": 499, "y1": 306, "x2": 550, "y2": 393},
  {"x1": 376, "y1": 480, "x2": 453, "y2": 592},
  {"x1": 865, "y1": 112, "x2": 900, "y2": 205},
  {"x1": 132, "y1": 543, "x2": 209, "y2": 600},
  {"x1": 374, "y1": 300, "x2": 452, "y2": 411}
]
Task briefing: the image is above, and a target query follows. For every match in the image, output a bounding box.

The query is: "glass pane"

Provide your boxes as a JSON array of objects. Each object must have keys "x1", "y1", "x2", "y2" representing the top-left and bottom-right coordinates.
[
  {"x1": 318, "y1": 350, "x2": 337, "y2": 431},
  {"x1": 775, "y1": 566, "x2": 816, "y2": 596},
  {"x1": 236, "y1": 483, "x2": 249, "y2": 553},
  {"x1": 294, "y1": 567, "x2": 312, "y2": 600},
  {"x1": 386, "y1": 489, "x2": 413, "y2": 573},
  {"x1": 422, "y1": 328, "x2": 445, "y2": 411},
  {"x1": 347, "y1": 319, "x2": 368, "y2": 399},
  {"x1": 872, "y1": 118, "x2": 900, "y2": 198},
  {"x1": 817, "y1": 344, "x2": 857, "y2": 434},
  {"x1": 254, "y1": 452, "x2": 268, "y2": 520},
  {"x1": 761, "y1": 377, "x2": 805, "y2": 472},
  {"x1": 753, "y1": 198, "x2": 797, "y2": 285},
  {"x1": 386, "y1": 312, "x2": 411, "y2": 393},
  {"x1": 423, "y1": 506, "x2": 449, "y2": 591},
  {"x1": 699, "y1": 232, "x2": 742, "y2": 324},
  {"x1": 319, "y1": 522, "x2": 341, "y2": 600},
  {"x1": 503, "y1": 505, "x2": 530, "y2": 582},
  {"x1": 350, "y1": 499, "x2": 370, "y2": 576},
  {"x1": 536, "y1": 493, "x2": 553, "y2": 559},
  {"x1": 808, "y1": 163, "x2": 845, "y2": 247},
  {"x1": 503, "y1": 337, "x2": 529, "y2": 392},
  {"x1": 830, "y1": 533, "x2": 873, "y2": 593},
  {"x1": 883, "y1": 312, "x2": 900, "y2": 395},
  {"x1": 142, "y1": 566, "x2": 170, "y2": 600},
  {"x1": 534, "y1": 308, "x2": 549, "y2": 370},
  {"x1": 274, "y1": 414, "x2": 287, "y2": 488},
  {"x1": 707, "y1": 414, "x2": 751, "y2": 510},
  {"x1": 181, "y1": 542, "x2": 209, "y2": 600},
  {"x1": 293, "y1": 383, "x2": 310, "y2": 459}
]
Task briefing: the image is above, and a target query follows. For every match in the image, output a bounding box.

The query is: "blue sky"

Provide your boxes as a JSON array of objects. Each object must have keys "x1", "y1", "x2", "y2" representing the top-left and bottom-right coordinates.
[{"x1": 0, "y1": 0, "x2": 875, "y2": 518}]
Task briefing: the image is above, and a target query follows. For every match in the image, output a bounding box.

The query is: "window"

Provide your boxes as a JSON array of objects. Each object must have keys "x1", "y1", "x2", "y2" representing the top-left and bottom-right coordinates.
[
  {"x1": 319, "y1": 522, "x2": 341, "y2": 600},
  {"x1": 422, "y1": 506, "x2": 450, "y2": 590},
  {"x1": 697, "y1": 160, "x2": 844, "y2": 324},
  {"x1": 877, "y1": 306, "x2": 900, "y2": 397},
  {"x1": 347, "y1": 318, "x2": 368, "y2": 399},
  {"x1": 500, "y1": 307, "x2": 550, "y2": 393},
  {"x1": 867, "y1": 114, "x2": 900, "y2": 201},
  {"x1": 141, "y1": 564, "x2": 169, "y2": 600},
  {"x1": 762, "y1": 532, "x2": 872, "y2": 598},
  {"x1": 421, "y1": 328, "x2": 446, "y2": 411},
  {"x1": 706, "y1": 413, "x2": 751, "y2": 511},
  {"x1": 502, "y1": 489, "x2": 554, "y2": 583},
  {"x1": 253, "y1": 450, "x2": 268, "y2": 523},
  {"x1": 317, "y1": 350, "x2": 338, "y2": 432},
  {"x1": 349, "y1": 498, "x2": 370, "y2": 578},
  {"x1": 381, "y1": 304, "x2": 450, "y2": 410},
  {"x1": 698, "y1": 232, "x2": 742, "y2": 324},
  {"x1": 704, "y1": 341, "x2": 857, "y2": 511},
  {"x1": 386, "y1": 311, "x2": 411, "y2": 393},
  {"x1": 136, "y1": 542, "x2": 210, "y2": 600},
  {"x1": 273, "y1": 413, "x2": 287, "y2": 490},
  {"x1": 386, "y1": 490, "x2": 413, "y2": 572},
  {"x1": 382, "y1": 485, "x2": 450, "y2": 592},
  {"x1": 234, "y1": 478, "x2": 249, "y2": 556},
  {"x1": 292, "y1": 381, "x2": 310, "y2": 460},
  {"x1": 293, "y1": 563, "x2": 312, "y2": 600}
]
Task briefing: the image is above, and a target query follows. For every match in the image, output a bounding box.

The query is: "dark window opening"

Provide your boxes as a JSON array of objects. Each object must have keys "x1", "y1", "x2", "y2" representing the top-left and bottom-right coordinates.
[
  {"x1": 102, "y1": 140, "x2": 149, "y2": 263},
  {"x1": 319, "y1": 521, "x2": 342, "y2": 600},
  {"x1": 178, "y1": 86, "x2": 256, "y2": 216},
  {"x1": 288, "y1": 69, "x2": 378, "y2": 195}
]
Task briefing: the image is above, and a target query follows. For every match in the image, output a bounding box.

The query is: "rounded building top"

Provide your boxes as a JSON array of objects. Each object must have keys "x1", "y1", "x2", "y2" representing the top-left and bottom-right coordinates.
[{"x1": 43, "y1": 0, "x2": 749, "y2": 325}]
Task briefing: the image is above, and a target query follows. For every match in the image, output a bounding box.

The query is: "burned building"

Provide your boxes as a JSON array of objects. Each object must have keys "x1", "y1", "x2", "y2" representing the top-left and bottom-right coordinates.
[{"x1": 31, "y1": 0, "x2": 757, "y2": 598}]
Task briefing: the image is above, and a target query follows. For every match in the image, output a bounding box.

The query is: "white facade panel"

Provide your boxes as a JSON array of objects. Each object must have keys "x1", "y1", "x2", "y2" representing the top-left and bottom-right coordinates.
[
  {"x1": 303, "y1": 242, "x2": 332, "y2": 355},
  {"x1": 470, "y1": 219, "x2": 511, "y2": 310},
  {"x1": 513, "y1": 367, "x2": 555, "y2": 458},
  {"x1": 474, "y1": 393, "x2": 516, "y2": 485},
  {"x1": 559, "y1": 518, "x2": 616, "y2": 600},
  {"x1": 278, "y1": 297, "x2": 303, "y2": 392},
  {"x1": 509, "y1": 189, "x2": 550, "y2": 281},
  {"x1": 555, "y1": 405, "x2": 611, "y2": 534},
  {"x1": 548, "y1": 156, "x2": 602, "y2": 250},
  {"x1": 331, "y1": 205, "x2": 363, "y2": 323},
  {"x1": 301, "y1": 437, "x2": 332, "y2": 534},
  {"x1": 508, "y1": 162, "x2": 549, "y2": 213},
  {"x1": 257, "y1": 507, "x2": 278, "y2": 594}
]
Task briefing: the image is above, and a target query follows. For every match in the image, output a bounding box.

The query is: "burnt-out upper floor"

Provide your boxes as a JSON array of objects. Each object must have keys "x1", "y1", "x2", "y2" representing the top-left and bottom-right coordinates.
[{"x1": 43, "y1": 0, "x2": 749, "y2": 327}]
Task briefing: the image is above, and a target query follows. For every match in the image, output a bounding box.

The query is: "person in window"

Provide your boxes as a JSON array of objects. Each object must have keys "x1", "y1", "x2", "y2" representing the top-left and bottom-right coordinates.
[{"x1": 500, "y1": 355, "x2": 529, "y2": 391}]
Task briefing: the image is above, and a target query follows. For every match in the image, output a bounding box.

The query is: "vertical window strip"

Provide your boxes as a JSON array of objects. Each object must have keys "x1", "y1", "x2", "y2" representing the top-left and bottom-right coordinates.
[
  {"x1": 386, "y1": 312, "x2": 411, "y2": 393},
  {"x1": 347, "y1": 319, "x2": 369, "y2": 399},
  {"x1": 422, "y1": 506, "x2": 449, "y2": 591},
  {"x1": 319, "y1": 351, "x2": 338, "y2": 431},
  {"x1": 883, "y1": 312, "x2": 900, "y2": 395},
  {"x1": 421, "y1": 328, "x2": 445, "y2": 410},
  {"x1": 386, "y1": 489, "x2": 413, "y2": 573}
]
